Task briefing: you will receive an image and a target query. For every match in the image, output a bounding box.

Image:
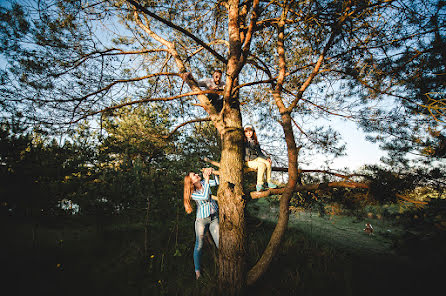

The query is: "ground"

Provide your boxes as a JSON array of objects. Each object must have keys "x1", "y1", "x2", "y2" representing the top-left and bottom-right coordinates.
[
  {"x1": 1, "y1": 199, "x2": 445, "y2": 296},
  {"x1": 246, "y1": 198, "x2": 446, "y2": 296}
]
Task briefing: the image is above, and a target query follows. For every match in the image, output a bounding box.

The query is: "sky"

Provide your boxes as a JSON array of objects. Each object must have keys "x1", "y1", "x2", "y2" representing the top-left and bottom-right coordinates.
[
  {"x1": 249, "y1": 109, "x2": 387, "y2": 172},
  {"x1": 319, "y1": 119, "x2": 385, "y2": 171}
]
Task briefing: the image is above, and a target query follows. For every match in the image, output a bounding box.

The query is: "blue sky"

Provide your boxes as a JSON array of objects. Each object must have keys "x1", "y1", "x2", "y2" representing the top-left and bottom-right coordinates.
[{"x1": 321, "y1": 119, "x2": 385, "y2": 170}]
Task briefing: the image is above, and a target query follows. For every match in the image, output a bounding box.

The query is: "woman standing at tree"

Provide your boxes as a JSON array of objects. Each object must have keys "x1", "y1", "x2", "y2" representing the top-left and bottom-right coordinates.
[
  {"x1": 183, "y1": 168, "x2": 219, "y2": 280},
  {"x1": 244, "y1": 125, "x2": 278, "y2": 192}
]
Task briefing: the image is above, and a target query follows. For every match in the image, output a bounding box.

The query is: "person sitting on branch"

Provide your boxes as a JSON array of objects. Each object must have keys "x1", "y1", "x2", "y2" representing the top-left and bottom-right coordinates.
[
  {"x1": 244, "y1": 125, "x2": 278, "y2": 192},
  {"x1": 182, "y1": 70, "x2": 225, "y2": 112},
  {"x1": 183, "y1": 168, "x2": 219, "y2": 280}
]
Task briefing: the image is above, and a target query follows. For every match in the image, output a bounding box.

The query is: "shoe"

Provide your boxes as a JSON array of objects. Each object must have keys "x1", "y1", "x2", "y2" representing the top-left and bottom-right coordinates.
[
  {"x1": 267, "y1": 182, "x2": 277, "y2": 189},
  {"x1": 256, "y1": 185, "x2": 264, "y2": 192},
  {"x1": 195, "y1": 270, "x2": 201, "y2": 280}
]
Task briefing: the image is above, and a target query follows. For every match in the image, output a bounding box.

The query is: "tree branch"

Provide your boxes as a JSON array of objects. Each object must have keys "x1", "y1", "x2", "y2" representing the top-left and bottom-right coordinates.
[
  {"x1": 76, "y1": 72, "x2": 178, "y2": 103},
  {"x1": 126, "y1": 0, "x2": 227, "y2": 64},
  {"x1": 203, "y1": 158, "x2": 367, "y2": 179},
  {"x1": 286, "y1": 31, "x2": 336, "y2": 112},
  {"x1": 289, "y1": 94, "x2": 352, "y2": 118},
  {"x1": 55, "y1": 48, "x2": 167, "y2": 77},
  {"x1": 162, "y1": 117, "x2": 211, "y2": 139},
  {"x1": 395, "y1": 193, "x2": 428, "y2": 206},
  {"x1": 250, "y1": 181, "x2": 369, "y2": 199},
  {"x1": 70, "y1": 89, "x2": 220, "y2": 123},
  {"x1": 240, "y1": 0, "x2": 261, "y2": 69}
]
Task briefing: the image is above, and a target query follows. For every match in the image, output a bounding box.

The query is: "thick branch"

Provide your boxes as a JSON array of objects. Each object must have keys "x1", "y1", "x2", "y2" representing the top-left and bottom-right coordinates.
[
  {"x1": 126, "y1": 0, "x2": 227, "y2": 64},
  {"x1": 271, "y1": 5, "x2": 289, "y2": 113},
  {"x1": 250, "y1": 181, "x2": 369, "y2": 199},
  {"x1": 396, "y1": 193, "x2": 428, "y2": 205},
  {"x1": 239, "y1": 0, "x2": 261, "y2": 72}
]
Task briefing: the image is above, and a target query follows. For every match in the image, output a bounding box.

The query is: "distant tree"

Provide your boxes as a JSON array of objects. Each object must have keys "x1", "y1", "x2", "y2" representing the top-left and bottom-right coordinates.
[
  {"x1": 0, "y1": 119, "x2": 82, "y2": 215},
  {"x1": 101, "y1": 101, "x2": 175, "y2": 166}
]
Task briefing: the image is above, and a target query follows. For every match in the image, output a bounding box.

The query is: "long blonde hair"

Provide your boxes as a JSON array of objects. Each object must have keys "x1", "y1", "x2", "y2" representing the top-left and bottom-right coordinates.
[{"x1": 183, "y1": 173, "x2": 195, "y2": 214}]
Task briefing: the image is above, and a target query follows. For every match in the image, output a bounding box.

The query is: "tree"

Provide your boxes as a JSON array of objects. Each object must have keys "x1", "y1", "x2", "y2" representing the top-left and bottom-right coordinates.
[
  {"x1": 101, "y1": 101, "x2": 175, "y2": 165},
  {"x1": 1, "y1": 0, "x2": 444, "y2": 294},
  {"x1": 0, "y1": 118, "x2": 87, "y2": 215},
  {"x1": 345, "y1": 0, "x2": 446, "y2": 163}
]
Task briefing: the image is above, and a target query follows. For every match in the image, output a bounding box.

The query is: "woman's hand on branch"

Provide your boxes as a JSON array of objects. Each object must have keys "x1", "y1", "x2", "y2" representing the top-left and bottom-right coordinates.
[{"x1": 203, "y1": 168, "x2": 212, "y2": 182}]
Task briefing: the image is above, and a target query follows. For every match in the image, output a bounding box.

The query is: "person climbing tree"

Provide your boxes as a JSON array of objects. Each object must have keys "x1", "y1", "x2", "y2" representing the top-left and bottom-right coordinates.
[
  {"x1": 183, "y1": 168, "x2": 219, "y2": 280},
  {"x1": 244, "y1": 125, "x2": 278, "y2": 192},
  {"x1": 182, "y1": 70, "x2": 225, "y2": 112}
]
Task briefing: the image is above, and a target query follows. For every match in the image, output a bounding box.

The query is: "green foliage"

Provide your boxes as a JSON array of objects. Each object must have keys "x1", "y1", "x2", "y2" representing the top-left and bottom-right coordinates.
[
  {"x1": 0, "y1": 119, "x2": 85, "y2": 214},
  {"x1": 101, "y1": 102, "x2": 175, "y2": 164},
  {"x1": 356, "y1": 0, "x2": 446, "y2": 163},
  {"x1": 364, "y1": 165, "x2": 446, "y2": 203},
  {"x1": 0, "y1": 97, "x2": 221, "y2": 221}
]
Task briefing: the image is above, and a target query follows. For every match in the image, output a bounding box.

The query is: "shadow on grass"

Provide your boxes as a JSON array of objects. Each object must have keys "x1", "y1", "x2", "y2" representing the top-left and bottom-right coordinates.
[
  {"x1": 246, "y1": 198, "x2": 446, "y2": 296},
  {"x1": 1, "y1": 202, "x2": 445, "y2": 296}
]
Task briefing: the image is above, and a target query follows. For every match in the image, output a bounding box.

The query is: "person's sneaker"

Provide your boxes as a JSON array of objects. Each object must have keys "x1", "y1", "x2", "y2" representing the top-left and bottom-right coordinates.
[
  {"x1": 256, "y1": 185, "x2": 264, "y2": 192},
  {"x1": 267, "y1": 182, "x2": 278, "y2": 189}
]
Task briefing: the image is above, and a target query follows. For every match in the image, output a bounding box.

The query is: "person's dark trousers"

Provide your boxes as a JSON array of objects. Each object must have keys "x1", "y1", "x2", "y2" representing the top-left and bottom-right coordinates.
[{"x1": 208, "y1": 94, "x2": 223, "y2": 112}]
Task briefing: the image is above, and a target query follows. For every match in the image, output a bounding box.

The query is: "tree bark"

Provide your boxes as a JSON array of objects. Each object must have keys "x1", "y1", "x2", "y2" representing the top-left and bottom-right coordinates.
[
  {"x1": 216, "y1": 1, "x2": 248, "y2": 294},
  {"x1": 217, "y1": 115, "x2": 246, "y2": 295}
]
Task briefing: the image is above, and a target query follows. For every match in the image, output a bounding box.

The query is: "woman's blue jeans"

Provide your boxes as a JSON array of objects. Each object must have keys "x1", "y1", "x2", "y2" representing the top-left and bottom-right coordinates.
[{"x1": 193, "y1": 213, "x2": 219, "y2": 272}]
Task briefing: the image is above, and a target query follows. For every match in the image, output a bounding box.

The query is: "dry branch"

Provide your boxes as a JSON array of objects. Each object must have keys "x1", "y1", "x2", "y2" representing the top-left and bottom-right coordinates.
[
  {"x1": 396, "y1": 193, "x2": 428, "y2": 206},
  {"x1": 127, "y1": 0, "x2": 227, "y2": 64},
  {"x1": 250, "y1": 181, "x2": 369, "y2": 199},
  {"x1": 202, "y1": 158, "x2": 366, "y2": 179},
  {"x1": 162, "y1": 117, "x2": 211, "y2": 139},
  {"x1": 71, "y1": 90, "x2": 220, "y2": 123}
]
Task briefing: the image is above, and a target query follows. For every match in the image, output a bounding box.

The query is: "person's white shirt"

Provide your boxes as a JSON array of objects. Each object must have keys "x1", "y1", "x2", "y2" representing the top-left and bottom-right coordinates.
[{"x1": 197, "y1": 77, "x2": 224, "y2": 90}]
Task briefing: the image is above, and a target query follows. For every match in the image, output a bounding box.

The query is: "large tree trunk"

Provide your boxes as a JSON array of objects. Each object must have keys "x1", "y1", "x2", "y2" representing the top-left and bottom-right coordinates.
[
  {"x1": 217, "y1": 109, "x2": 246, "y2": 295},
  {"x1": 216, "y1": 0, "x2": 247, "y2": 294}
]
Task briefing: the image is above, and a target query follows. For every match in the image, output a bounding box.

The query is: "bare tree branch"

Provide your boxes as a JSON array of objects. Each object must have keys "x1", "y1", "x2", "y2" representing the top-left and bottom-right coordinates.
[
  {"x1": 203, "y1": 158, "x2": 367, "y2": 179},
  {"x1": 126, "y1": 0, "x2": 227, "y2": 64},
  {"x1": 162, "y1": 117, "x2": 211, "y2": 139},
  {"x1": 250, "y1": 181, "x2": 369, "y2": 199},
  {"x1": 286, "y1": 32, "x2": 336, "y2": 112},
  {"x1": 71, "y1": 89, "x2": 220, "y2": 123},
  {"x1": 396, "y1": 193, "x2": 428, "y2": 206},
  {"x1": 76, "y1": 72, "x2": 179, "y2": 103}
]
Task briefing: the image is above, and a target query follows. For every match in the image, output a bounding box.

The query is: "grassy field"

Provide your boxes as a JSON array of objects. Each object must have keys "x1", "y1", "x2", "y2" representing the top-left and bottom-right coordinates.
[
  {"x1": 252, "y1": 198, "x2": 398, "y2": 254},
  {"x1": 246, "y1": 198, "x2": 446, "y2": 296},
  {"x1": 1, "y1": 198, "x2": 445, "y2": 296}
]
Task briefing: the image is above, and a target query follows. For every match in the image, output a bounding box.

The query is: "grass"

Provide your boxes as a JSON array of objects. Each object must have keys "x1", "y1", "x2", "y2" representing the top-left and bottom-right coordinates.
[
  {"x1": 246, "y1": 197, "x2": 446, "y2": 296},
  {"x1": 1, "y1": 199, "x2": 445, "y2": 296}
]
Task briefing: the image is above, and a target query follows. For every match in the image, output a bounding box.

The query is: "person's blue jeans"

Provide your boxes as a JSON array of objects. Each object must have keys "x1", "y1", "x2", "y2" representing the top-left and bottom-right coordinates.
[{"x1": 193, "y1": 213, "x2": 219, "y2": 272}]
